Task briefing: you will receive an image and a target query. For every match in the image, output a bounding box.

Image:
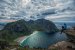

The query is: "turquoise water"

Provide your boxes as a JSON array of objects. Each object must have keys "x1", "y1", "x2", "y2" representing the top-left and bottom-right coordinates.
[{"x1": 20, "y1": 31, "x2": 68, "y2": 48}]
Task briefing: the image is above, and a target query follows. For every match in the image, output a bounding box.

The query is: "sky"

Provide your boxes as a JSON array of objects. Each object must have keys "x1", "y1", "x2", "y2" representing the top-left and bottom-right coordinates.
[{"x1": 0, "y1": 0, "x2": 75, "y2": 22}]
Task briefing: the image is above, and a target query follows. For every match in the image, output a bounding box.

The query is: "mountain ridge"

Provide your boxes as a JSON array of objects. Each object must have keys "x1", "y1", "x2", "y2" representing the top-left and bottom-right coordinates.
[{"x1": 0, "y1": 19, "x2": 58, "y2": 41}]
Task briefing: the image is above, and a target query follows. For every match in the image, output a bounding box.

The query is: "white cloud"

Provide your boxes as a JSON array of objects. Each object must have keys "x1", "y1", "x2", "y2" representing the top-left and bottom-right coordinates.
[{"x1": 0, "y1": 0, "x2": 75, "y2": 22}]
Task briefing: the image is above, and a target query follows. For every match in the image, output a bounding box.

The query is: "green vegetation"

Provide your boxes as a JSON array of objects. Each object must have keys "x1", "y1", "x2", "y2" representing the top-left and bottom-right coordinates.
[
  {"x1": 0, "y1": 30, "x2": 27, "y2": 42},
  {"x1": 0, "y1": 40, "x2": 9, "y2": 50},
  {"x1": 0, "y1": 19, "x2": 58, "y2": 50},
  {"x1": 0, "y1": 19, "x2": 58, "y2": 42}
]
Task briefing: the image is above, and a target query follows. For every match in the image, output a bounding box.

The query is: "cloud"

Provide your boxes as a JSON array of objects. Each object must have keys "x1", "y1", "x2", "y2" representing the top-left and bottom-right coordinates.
[
  {"x1": 0, "y1": 0, "x2": 75, "y2": 22},
  {"x1": 0, "y1": 19, "x2": 16, "y2": 22},
  {"x1": 41, "y1": 9, "x2": 56, "y2": 16},
  {"x1": 45, "y1": 11, "x2": 75, "y2": 22}
]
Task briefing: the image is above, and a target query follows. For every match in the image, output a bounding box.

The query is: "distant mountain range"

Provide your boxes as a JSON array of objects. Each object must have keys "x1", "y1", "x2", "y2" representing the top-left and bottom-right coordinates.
[
  {"x1": 0, "y1": 22, "x2": 6, "y2": 30},
  {"x1": 0, "y1": 22, "x2": 6, "y2": 26}
]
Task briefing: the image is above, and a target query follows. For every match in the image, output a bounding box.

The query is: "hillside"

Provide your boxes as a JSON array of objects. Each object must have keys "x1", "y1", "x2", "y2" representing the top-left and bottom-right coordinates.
[
  {"x1": 0, "y1": 19, "x2": 58, "y2": 41},
  {"x1": 26, "y1": 19, "x2": 58, "y2": 33}
]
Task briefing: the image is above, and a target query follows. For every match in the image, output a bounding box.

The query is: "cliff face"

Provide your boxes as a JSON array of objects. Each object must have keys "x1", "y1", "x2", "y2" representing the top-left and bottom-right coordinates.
[
  {"x1": 0, "y1": 19, "x2": 58, "y2": 41},
  {"x1": 4, "y1": 19, "x2": 58, "y2": 33},
  {"x1": 26, "y1": 19, "x2": 58, "y2": 33},
  {"x1": 3, "y1": 20, "x2": 30, "y2": 34}
]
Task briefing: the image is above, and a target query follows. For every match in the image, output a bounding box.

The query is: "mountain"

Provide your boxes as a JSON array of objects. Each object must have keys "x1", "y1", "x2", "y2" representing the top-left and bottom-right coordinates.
[
  {"x1": 0, "y1": 20, "x2": 30, "y2": 41},
  {"x1": 0, "y1": 19, "x2": 58, "y2": 41},
  {"x1": 26, "y1": 19, "x2": 58, "y2": 33},
  {"x1": 3, "y1": 19, "x2": 58, "y2": 33},
  {"x1": 3, "y1": 20, "x2": 30, "y2": 34}
]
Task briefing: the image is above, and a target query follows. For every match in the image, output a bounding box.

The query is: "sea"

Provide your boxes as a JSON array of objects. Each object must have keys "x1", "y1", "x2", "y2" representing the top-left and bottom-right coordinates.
[
  {"x1": 20, "y1": 22, "x2": 75, "y2": 48},
  {"x1": 0, "y1": 22, "x2": 75, "y2": 48},
  {"x1": 20, "y1": 31, "x2": 68, "y2": 48},
  {"x1": 54, "y1": 22, "x2": 75, "y2": 29}
]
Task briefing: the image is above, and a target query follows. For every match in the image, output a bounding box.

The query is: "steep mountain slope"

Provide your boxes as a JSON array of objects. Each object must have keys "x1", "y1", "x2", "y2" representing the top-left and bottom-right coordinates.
[
  {"x1": 26, "y1": 19, "x2": 58, "y2": 33},
  {"x1": 0, "y1": 19, "x2": 58, "y2": 41},
  {"x1": 3, "y1": 20, "x2": 30, "y2": 33}
]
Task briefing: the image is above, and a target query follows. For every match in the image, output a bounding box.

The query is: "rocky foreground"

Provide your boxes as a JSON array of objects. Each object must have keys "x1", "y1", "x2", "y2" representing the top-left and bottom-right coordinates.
[
  {"x1": 64, "y1": 30, "x2": 75, "y2": 36},
  {"x1": 48, "y1": 41, "x2": 75, "y2": 50},
  {"x1": 48, "y1": 29, "x2": 75, "y2": 50},
  {"x1": 0, "y1": 31, "x2": 75, "y2": 50}
]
